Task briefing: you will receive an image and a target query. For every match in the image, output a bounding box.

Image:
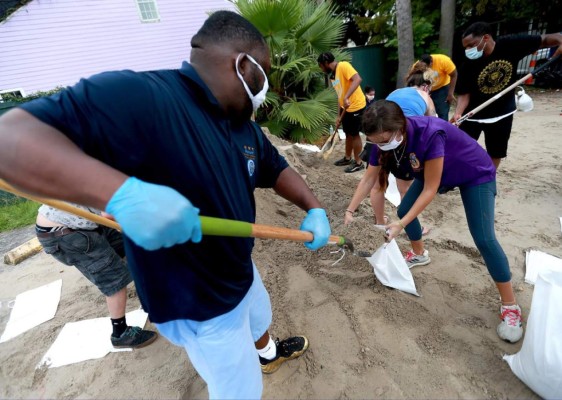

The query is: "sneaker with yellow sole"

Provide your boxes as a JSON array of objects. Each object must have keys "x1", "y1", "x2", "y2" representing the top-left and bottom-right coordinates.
[{"x1": 259, "y1": 335, "x2": 309, "y2": 374}]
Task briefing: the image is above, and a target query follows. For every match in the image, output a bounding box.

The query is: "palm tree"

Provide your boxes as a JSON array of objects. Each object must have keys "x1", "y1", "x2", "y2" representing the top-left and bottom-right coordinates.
[
  {"x1": 395, "y1": 0, "x2": 414, "y2": 89},
  {"x1": 234, "y1": 0, "x2": 346, "y2": 143},
  {"x1": 438, "y1": 0, "x2": 455, "y2": 56}
]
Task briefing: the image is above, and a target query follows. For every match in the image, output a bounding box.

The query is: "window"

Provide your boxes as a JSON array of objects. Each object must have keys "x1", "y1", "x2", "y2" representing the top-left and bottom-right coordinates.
[
  {"x1": 0, "y1": 89, "x2": 26, "y2": 102},
  {"x1": 136, "y1": 0, "x2": 160, "y2": 22}
]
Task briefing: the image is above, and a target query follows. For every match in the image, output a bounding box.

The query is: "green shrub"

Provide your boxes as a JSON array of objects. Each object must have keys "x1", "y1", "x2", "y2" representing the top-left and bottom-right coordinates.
[{"x1": 1, "y1": 87, "x2": 65, "y2": 104}]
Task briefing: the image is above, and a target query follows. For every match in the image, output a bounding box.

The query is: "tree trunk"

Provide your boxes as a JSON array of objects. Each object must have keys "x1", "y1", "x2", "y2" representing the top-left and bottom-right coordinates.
[
  {"x1": 395, "y1": 0, "x2": 414, "y2": 88},
  {"x1": 438, "y1": 0, "x2": 456, "y2": 56}
]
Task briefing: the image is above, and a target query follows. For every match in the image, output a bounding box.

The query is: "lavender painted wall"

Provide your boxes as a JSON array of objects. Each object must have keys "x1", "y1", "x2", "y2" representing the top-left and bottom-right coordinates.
[{"x1": 0, "y1": 0, "x2": 236, "y2": 95}]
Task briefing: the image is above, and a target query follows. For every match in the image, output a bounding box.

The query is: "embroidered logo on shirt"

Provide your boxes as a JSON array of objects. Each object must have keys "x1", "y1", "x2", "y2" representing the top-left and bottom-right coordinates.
[
  {"x1": 247, "y1": 159, "x2": 255, "y2": 176},
  {"x1": 478, "y1": 60, "x2": 513, "y2": 94},
  {"x1": 409, "y1": 153, "x2": 421, "y2": 171},
  {"x1": 243, "y1": 145, "x2": 256, "y2": 177}
]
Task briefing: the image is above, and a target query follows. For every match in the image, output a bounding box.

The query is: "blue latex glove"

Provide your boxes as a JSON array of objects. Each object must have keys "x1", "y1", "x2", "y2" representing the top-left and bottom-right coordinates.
[
  {"x1": 106, "y1": 177, "x2": 202, "y2": 250},
  {"x1": 299, "y1": 208, "x2": 331, "y2": 250}
]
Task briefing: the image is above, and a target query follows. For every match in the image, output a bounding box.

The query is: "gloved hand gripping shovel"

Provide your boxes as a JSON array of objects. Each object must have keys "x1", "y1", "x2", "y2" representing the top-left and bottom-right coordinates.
[
  {"x1": 0, "y1": 179, "x2": 370, "y2": 260},
  {"x1": 454, "y1": 55, "x2": 560, "y2": 126}
]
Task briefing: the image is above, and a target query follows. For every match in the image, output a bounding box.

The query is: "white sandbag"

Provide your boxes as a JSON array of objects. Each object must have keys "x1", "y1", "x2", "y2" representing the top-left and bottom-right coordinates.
[
  {"x1": 367, "y1": 240, "x2": 419, "y2": 296},
  {"x1": 524, "y1": 249, "x2": 562, "y2": 285},
  {"x1": 503, "y1": 268, "x2": 562, "y2": 399}
]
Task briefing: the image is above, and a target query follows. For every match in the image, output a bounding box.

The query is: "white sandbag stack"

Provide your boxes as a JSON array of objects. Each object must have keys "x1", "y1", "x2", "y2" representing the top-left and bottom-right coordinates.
[{"x1": 503, "y1": 269, "x2": 562, "y2": 399}]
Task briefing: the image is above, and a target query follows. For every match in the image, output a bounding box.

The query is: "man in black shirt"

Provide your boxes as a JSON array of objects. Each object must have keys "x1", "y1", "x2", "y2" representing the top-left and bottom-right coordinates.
[{"x1": 453, "y1": 22, "x2": 562, "y2": 169}]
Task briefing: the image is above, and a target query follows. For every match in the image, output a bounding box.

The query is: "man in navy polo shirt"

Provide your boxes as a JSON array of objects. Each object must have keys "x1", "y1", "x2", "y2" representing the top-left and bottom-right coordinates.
[{"x1": 0, "y1": 11, "x2": 331, "y2": 399}]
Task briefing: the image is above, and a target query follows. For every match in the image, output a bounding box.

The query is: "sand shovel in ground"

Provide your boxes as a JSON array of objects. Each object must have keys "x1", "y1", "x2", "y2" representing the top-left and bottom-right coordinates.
[
  {"x1": 317, "y1": 109, "x2": 346, "y2": 160},
  {"x1": 0, "y1": 179, "x2": 371, "y2": 259}
]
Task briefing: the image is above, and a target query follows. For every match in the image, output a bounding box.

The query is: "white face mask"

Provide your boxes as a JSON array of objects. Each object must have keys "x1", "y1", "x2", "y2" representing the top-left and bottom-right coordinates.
[
  {"x1": 366, "y1": 95, "x2": 375, "y2": 101},
  {"x1": 235, "y1": 53, "x2": 269, "y2": 111},
  {"x1": 377, "y1": 133, "x2": 403, "y2": 151},
  {"x1": 465, "y1": 36, "x2": 485, "y2": 60}
]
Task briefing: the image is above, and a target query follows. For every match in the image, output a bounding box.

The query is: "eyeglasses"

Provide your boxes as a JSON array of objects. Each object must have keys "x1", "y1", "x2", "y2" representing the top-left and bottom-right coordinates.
[{"x1": 372, "y1": 131, "x2": 399, "y2": 146}]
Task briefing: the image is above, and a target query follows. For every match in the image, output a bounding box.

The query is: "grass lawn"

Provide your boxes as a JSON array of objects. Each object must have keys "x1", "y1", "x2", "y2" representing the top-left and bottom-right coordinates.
[{"x1": 0, "y1": 194, "x2": 39, "y2": 232}]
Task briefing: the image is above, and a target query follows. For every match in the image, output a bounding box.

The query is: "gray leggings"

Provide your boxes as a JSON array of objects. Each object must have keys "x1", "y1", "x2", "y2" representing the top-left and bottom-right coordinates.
[{"x1": 398, "y1": 179, "x2": 511, "y2": 282}]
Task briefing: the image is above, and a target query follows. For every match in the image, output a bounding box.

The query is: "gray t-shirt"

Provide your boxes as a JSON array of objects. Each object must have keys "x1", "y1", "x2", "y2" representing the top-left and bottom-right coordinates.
[{"x1": 38, "y1": 204, "x2": 100, "y2": 230}]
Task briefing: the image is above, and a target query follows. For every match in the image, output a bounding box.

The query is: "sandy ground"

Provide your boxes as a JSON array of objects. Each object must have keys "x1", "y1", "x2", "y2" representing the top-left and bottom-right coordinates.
[{"x1": 0, "y1": 89, "x2": 560, "y2": 399}]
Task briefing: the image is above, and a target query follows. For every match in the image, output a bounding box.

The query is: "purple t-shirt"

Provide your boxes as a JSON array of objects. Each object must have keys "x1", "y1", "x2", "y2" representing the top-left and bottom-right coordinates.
[{"x1": 369, "y1": 116, "x2": 496, "y2": 189}]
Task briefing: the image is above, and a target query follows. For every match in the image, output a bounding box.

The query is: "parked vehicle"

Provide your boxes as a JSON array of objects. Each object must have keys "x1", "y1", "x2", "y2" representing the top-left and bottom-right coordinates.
[{"x1": 516, "y1": 47, "x2": 552, "y2": 76}]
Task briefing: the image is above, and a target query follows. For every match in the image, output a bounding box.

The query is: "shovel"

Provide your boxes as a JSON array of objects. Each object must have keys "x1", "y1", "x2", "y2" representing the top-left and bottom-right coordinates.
[
  {"x1": 0, "y1": 179, "x2": 371, "y2": 257},
  {"x1": 317, "y1": 109, "x2": 346, "y2": 159},
  {"x1": 454, "y1": 55, "x2": 560, "y2": 126}
]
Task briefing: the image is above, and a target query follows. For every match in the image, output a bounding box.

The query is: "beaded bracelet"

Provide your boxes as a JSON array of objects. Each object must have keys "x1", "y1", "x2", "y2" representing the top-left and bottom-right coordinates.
[{"x1": 398, "y1": 219, "x2": 406, "y2": 229}]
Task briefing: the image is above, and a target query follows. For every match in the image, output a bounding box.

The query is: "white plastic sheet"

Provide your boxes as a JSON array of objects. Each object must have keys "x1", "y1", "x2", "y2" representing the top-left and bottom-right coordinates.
[
  {"x1": 0, "y1": 280, "x2": 62, "y2": 343},
  {"x1": 367, "y1": 240, "x2": 419, "y2": 296},
  {"x1": 37, "y1": 308, "x2": 149, "y2": 369},
  {"x1": 294, "y1": 143, "x2": 320, "y2": 152},
  {"x1": 524, "y1": 249, "x2": 562, "y2": 285},
  {"x1": 503, "y1": 269, "x2": 562, "y2": 399}
]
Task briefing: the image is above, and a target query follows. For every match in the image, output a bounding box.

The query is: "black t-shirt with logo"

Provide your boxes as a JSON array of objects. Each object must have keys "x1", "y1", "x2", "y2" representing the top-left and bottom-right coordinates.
[{"x1": 457, "y1": 34, "x2": 541, "y2": 119}]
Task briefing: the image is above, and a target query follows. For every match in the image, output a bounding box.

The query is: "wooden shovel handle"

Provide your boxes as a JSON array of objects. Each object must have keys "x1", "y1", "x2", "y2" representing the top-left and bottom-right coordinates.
[
  {"x1": 0, "y1": 179, "x2": 121, "y2": 230},
  {"x1": 0, "y1": 179, "x2": 345, "y2": 246},
  {"x1": 250, "y1": 222, "x2": 344, "y2": 245}
]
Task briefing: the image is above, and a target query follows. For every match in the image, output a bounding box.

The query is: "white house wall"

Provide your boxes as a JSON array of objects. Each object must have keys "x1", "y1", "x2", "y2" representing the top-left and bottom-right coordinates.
[{"x1": 0, "y1": 0, "x2": 236, "y2": 94}]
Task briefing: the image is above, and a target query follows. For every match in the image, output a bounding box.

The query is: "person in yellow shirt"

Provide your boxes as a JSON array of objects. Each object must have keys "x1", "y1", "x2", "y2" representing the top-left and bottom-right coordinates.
[
  {"x1": 317, "y1": 52, "x2": 366, "y2": 173},
  {"x1": 416, "y1": 54, "x2": 457, "y2": 120}
]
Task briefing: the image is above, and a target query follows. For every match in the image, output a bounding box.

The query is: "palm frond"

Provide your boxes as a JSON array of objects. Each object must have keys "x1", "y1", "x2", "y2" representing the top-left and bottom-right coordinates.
[
  {"x1": 260, "y1": 119, "x2": 292, "y2": 137},
  {"x1": 296, "y1": 3, "x2": 345, "y2": 53},
  {"x1": 287, "y1": 125, "x2": 316, "y2": 142},
  {"x1": 236, "y1": 0, "x2": 346, "y2": 143},
  {"x1": 235, "y1": 0, "x2": 303, "y2": 52},
  {"x1": 262, "y1": 90, "x2": 281, "y2": 109},
  {"x1": 280, "y1": 97, "x2": 333, "y2": 131}
]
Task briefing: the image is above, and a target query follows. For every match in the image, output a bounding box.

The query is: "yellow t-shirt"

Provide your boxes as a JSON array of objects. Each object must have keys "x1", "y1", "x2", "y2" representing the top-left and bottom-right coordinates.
[
  {"x1": 417, "y1": 54, "x2": 456, "y2": 91},
  {"x1": 331, "y1": 61, "x2": 366, "y2": 112}
]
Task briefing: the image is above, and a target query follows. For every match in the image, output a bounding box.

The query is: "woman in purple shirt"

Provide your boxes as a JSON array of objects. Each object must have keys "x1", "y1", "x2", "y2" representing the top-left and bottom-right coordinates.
[{"x1": 346, "y1": 100, "x2": 523, "y2": 343}]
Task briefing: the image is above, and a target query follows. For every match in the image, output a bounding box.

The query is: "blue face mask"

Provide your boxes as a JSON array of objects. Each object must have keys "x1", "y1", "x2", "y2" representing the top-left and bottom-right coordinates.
[{"x1": 465, "y1": 36, "x2": 485, "y2": 60}]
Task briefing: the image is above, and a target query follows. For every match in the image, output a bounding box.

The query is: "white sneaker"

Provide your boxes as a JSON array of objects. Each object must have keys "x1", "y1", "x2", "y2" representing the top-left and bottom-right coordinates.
[
  {"x1": 497, "y1": 304, "x2": 523, "y2": 343},
  {"x1": 405, "y1": 249, "x2": 431, "y2": 269}
]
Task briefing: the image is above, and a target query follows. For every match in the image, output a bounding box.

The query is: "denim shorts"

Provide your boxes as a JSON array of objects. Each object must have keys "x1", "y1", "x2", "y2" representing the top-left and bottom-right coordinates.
[{"x1": 37, "y1": 227, "x2": 132, "y2": 297}]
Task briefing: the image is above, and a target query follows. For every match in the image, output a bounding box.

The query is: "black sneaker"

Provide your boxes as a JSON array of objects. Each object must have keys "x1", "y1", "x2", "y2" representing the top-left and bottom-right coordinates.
[
  {"x1": 111, "y1": 326, "x2": 158, "y2": 349},
  {"x1": 334, "y1": 157, "x2": 352, "y2": 166},
  {"x1": 344, "y1": 161, "x2": 365, "y2": 173},
  {"x1": 259, "y1": 335, "x2": 309, "y2": 374}
]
